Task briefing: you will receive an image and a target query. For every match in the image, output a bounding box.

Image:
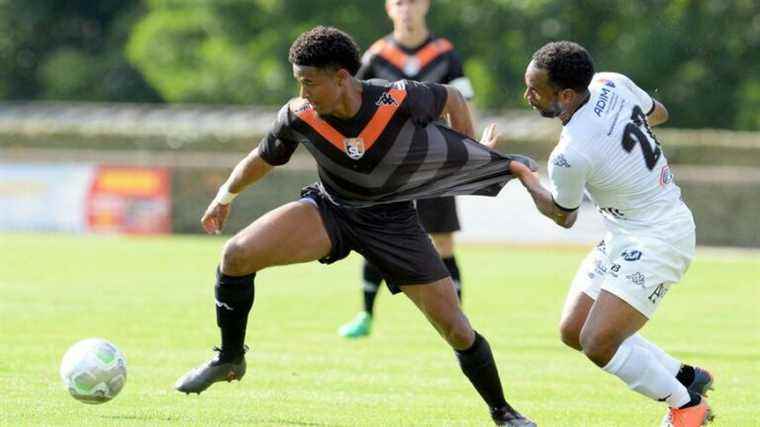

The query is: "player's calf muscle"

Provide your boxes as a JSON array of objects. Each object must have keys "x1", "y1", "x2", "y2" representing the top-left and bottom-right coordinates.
[{"x1": 580, "y1": 327, "x2": 625, "y2": 366}]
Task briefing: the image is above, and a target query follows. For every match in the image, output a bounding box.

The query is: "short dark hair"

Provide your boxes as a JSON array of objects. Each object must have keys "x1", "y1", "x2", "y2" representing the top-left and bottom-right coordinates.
[
  {"x1": 532, "y1": 41, "x2": 594, "y2": 92},
  {"x1": 288, "y1": 26, "x2": 361, "y2": 75}
]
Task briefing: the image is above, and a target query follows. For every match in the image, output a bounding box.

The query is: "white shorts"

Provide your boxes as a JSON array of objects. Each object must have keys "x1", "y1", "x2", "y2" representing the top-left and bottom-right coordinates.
[{"x1": 569, "y1": 231, "x2": 696, "y2": 318}]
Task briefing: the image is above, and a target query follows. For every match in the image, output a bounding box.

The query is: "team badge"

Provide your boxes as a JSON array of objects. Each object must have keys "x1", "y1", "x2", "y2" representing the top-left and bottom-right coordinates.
[
  {"x1": 343, "y1": 137, "x2": 365, "y2": 160},
  {"x1": 403, "y1": 57, "x2": 421, "y2": 76}
]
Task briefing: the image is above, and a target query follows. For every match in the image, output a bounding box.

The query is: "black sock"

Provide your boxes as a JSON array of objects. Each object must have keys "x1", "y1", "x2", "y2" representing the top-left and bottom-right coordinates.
[
  {"x1": 442, "y1": 256, "x2": 462, "y2": 301},
  {"x1": 362, "y1": 261, "x2": 384, "y2": 315},
  {"x1": 679, "y1": 391, "x2": 702, "y2": 409},
  {"x1": 215, "y1": 267, "x2": 255, "y2": 361},
  {"x1": 455, "y1": 332, "x2": 507, "y2": 410},
  {"x1": 676, "y1": 364, "x2": 695, "y2": 387}
]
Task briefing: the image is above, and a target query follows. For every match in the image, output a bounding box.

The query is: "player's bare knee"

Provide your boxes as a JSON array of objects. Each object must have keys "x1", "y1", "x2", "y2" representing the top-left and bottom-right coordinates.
[
  {"x1": 220, "y1": 238, "x2": 257, "y2": 276},
  {"x1": 443, "y1": 317, "x2": 474, "y2": 349}
]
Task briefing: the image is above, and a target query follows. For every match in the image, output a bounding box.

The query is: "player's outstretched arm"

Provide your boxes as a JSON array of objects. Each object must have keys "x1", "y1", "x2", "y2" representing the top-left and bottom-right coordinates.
[
  {"x1": 647, "y1": 99, "x2": 669, "y2": 127},
  {"x1": 441, "y1": 85, "x2": 475, "y2": 139},
  {"x1": 509, "y1": 161, "x2": 578, "y2": 229},
  {"x1": 201, "y1": 148, "x2": 274, "y2": 234}
]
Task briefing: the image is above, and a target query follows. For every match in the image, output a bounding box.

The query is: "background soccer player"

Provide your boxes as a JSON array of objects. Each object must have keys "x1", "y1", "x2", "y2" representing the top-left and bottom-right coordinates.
[
  {"x1": 338, "y1": 0, "x2": 477, "y2": 339},
  {"x1": 509, "y1": 41, "x2": 714, "y2": 427},
  {"x1": 174, "y1": 26, "x2": 536, "y2": 426}
]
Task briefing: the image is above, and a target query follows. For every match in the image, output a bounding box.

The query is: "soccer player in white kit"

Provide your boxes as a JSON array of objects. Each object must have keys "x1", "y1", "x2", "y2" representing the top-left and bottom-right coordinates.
[{"x1": 508, "y1": 41, "x2": 715, "y2": 427}]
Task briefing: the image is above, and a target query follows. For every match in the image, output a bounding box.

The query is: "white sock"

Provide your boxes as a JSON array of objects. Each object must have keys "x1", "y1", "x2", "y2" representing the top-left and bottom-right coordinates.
[
  {"x1": 625, "y1": 333, "x2": 682, "y2": 376},
  {"x1": 602, "y1": 339, "x2": 690, "y2": 408}
]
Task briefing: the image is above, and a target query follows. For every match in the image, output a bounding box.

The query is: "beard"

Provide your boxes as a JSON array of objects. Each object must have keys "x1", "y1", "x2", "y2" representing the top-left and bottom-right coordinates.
[{"x1": 537, "y1": 100, "x2": 562, "y2": 118}]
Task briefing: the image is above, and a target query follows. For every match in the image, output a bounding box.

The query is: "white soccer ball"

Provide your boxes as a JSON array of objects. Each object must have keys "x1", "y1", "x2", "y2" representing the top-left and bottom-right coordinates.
[{"x1": 59, "y1": 338, "x2": 127, "y2": 404}]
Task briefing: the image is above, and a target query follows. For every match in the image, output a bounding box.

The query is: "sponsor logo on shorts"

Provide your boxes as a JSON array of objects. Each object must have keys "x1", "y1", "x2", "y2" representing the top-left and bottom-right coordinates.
[
  {"x1": 622, "y1": 250, "x2": 642, "y2": 261},
  {"x1": 626, "y1": 272, "x2": 646, "y2": 288},
  {"x1": 648, "y1": 283, "x2": 668, "y2": 304},
  {"x1": 610, "y1": 263, "x2": 621, "y2": 277},
  {"x1": 593, "y1": 259, "x2": 607, "y2": 276}
]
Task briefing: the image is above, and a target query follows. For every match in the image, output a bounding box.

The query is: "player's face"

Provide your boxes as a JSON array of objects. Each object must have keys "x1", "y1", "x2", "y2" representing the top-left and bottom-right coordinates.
[
  {"x1": 524, "y1": 61, "x2": 563, "y2": 118},
  {"x1": 386, "y1": 0, "x2": 429, "y2": 32},
  {"x1": 293, "y1": 65, "x2": 344, "y2": 116}
]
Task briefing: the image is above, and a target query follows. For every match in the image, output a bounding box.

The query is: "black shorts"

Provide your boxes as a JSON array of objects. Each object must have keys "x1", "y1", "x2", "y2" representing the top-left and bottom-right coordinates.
[
  {"x1": 415, "y1": 197, "x2": 460, "y2": 233},
  {"x1": 300, "y1": 184, "x2": 449, "y2": 294}
]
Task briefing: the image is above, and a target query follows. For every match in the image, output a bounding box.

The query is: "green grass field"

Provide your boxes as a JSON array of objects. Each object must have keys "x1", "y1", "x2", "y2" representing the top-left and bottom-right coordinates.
[{"x1": 1, "y1": 233, "x2": 758, "y2": 426}]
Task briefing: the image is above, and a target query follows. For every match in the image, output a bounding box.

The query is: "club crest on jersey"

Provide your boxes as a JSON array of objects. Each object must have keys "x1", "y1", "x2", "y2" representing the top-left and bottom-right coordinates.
[
  {"x1": 402, "y1": 57, "x2": 421, "y2": 76},
  {"x1": 376, "y1": 91, "x2": 399, "y2": 106},
  {"x1": 343, "y1": 137, "x2": 366, "y2": 160}
]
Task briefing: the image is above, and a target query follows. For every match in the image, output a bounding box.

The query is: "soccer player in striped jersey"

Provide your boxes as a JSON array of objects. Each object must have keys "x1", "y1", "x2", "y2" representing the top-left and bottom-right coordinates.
[
  {"x1": 339, "y1": 0, "x2": 476, "y2": 340},
  {"x1": 509, "y1": 41, "x2": 713, "y2": 427},
  {"x1": 174, "y1": 26, "x2": 535, "y2": 426}
]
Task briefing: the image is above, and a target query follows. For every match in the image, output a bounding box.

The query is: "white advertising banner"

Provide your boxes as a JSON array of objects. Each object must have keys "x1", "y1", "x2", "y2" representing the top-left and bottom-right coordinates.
[{"x1": 0, "y1": 163, "x2": 95, "y2": 233}]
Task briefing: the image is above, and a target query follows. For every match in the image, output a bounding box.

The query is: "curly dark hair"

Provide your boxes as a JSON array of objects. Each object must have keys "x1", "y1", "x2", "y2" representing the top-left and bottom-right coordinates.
[
  {"x1": 288, "y1": 26, "x2": 361, "y2": 75},
  {"x1": 532, "y1": 41, "x2": 594, "y2": 92}
]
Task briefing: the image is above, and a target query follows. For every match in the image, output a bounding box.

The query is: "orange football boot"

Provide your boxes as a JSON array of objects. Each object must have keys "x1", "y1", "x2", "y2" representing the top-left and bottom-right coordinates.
[{"x1": 661, "y1": 397, "x2": 714, "y2": 427}]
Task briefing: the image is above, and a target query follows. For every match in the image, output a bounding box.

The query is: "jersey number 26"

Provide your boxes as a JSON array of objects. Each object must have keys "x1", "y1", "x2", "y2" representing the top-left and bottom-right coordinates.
[{"x1": 621, "y1": 105, "x2": 661, "y2": 170}]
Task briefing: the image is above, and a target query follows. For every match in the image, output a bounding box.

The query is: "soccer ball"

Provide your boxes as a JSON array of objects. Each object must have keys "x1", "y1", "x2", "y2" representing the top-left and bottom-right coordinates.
[{"x1": 59, "y1": 338, "x2": 127, "y2": 404}]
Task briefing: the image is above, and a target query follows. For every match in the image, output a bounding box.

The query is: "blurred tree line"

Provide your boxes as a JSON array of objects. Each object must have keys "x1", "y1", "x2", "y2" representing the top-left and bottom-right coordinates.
[
  {"x1": 1, "y1": 0, "x2": 758, "y2": 130},
  {"x1": 0, "y1": 0, "x2": 160, "y2": 102}
]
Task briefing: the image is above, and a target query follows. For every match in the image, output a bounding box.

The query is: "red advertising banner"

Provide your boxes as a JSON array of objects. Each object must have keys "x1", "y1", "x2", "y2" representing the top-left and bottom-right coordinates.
[{"x1": 86, "y1": 166, "x2": 171, "y2": 234}]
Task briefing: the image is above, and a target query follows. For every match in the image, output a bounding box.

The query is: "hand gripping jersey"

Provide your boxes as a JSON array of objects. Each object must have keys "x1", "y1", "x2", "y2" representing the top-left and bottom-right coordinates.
[
  {"x1": 548, "y1": 72, "x2": 694, "y2": 237},
  {"x1": 258, "y1": 79, "x2": 516, "y2": 207},
  {"x1": 357, "y1": 35, "x2": 474, "y2": 100}
]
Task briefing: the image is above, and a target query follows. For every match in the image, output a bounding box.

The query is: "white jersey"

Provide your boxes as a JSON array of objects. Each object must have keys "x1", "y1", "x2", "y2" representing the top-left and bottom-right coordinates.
[{"x1": 548, "y1": 72, "x2": 694, "y2": 238}]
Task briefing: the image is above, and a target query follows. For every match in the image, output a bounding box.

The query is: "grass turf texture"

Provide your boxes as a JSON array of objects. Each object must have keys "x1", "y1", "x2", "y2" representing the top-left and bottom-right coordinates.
[{"x1": 1, "y1": 233, "x2": 758, "y2": 426}]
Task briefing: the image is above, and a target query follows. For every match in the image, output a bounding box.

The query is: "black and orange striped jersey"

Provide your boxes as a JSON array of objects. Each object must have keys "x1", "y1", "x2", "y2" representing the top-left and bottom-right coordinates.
[
  {"x1": 357, "y1": 34, "x2": 474, "y2": 100},
  {"x1": 258, "y1": 79, "x2": 514, "y2": 207}
]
